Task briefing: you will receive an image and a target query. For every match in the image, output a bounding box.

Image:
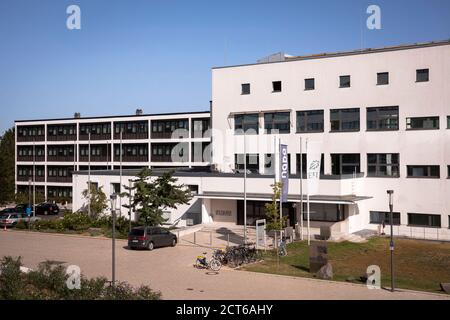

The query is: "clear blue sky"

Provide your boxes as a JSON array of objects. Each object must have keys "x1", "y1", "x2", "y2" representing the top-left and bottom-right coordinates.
[{"x1": 0, "y1": 0, "x2": 449, "y2": 133}]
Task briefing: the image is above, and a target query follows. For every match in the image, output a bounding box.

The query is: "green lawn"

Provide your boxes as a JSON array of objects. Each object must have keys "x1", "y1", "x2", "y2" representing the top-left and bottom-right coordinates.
[{"x1": 240, "y1": 237, "x2": 450, "y2": 294}]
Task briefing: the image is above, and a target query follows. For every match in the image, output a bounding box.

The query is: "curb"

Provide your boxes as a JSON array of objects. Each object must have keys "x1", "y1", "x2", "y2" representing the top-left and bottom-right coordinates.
[{"x1": 3, "y1": 229, "x2": 128, "y2": 242}]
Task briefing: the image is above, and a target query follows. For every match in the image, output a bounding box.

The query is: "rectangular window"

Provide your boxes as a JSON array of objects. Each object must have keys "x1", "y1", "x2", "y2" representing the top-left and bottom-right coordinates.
[
  {"x1": 407, "y1": 165, "x2": 440, "y2": 178},
  {"x1": 331, "y1": 154, "x2": 360, "y2": 175},
  {"x1": 367, "y1": 154, "x2": 400, "y2": 177},
  {"x1": 416, "y1": 69, "x2": 429, "y2": 82},
  {"x1": 330, "y1": 108, "x2": 360, "y2": 132},
  {"x1": 339, "y1": 75, "x2": 351, "y2": 88},
  {"x1": 272, "y1": 81, "x2": 282, "y2": 92},
  {"x1": 406, "y1": 116, "x2": 439, "y2": 130},
  {"x1": 377, "y1": 72, "x2": 389, "y2": 85},
  {"x1": 264, "y1": 154, "x2": 291, "y2": 175},
  {"x1": 235, "y1": 154, "x2": 259, "y2": 173},
  {"x1": 241, "y1": 83, "x2": 250, "y2": 95},
  {"x1": 296, "y1": 110, "x2": 324, "y2": 133},
  {"x1": 367, "y1": 106, "x2": 399, "y2": 131},
  {"x1": 264, "y1": 112, "x2": 290, "y2": 134},
  {"x1": 234, "y1": 114, "x2": 259, "y2": 134},
  {"x1": 408, "y1": 213, "x2": 441, "y2": 228},
  {"x1": 296, "y1": 154, "x2": 324, "y2": 175},
  {"x1": 447, "y1": 165, "x2": 450, "y2": 178},
  {"x1": 370, "y1": 211, "x2": 401, "y2": 225},
  {"x1": 447, "y1": 116, "x2": 450, "y2": 129},
  {"x1": 304, "y1": 78, "x2": 315, "y2": 91}
]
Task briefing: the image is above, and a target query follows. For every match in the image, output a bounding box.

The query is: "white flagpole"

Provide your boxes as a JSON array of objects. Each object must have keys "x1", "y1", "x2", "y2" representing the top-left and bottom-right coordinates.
[
  {"x1": 119, "y1": 129, "x2": 123, "y2": 218},
  {"x1": 306, "y1": 138, "x2": 310, "y2": 245},
  {"x1": 88, "y1": 131, "x2": 91, "y2": 217},
  {"x1": 300, "y1": 137, "x2": 303, "y2": 240},
  {"x1": 278, "y1": 137, "x2": 282, "y2": 228},
  {"x1": 33, "y1": 142, "x2": 36, "y2": 217},
  {"x1": 243, "y1": 132, "x2": 247, "y2": 244}
]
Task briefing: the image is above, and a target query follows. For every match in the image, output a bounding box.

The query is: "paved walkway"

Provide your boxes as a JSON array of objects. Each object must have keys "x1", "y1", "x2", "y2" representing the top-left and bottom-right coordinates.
[{"x1": 0, "y1": 230, "x2": 448, "y2": 300}]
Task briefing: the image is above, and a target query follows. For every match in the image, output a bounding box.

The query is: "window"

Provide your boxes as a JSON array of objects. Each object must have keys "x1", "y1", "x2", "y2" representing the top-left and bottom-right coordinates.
[
  {"x1": 264, "y1": 112, "x2": 290, "y2": 134},
  {"x1": 406, "y1": 116, "x2": 439, "y2": 130},
  {"x1": 367, "y1": 154, "x2": 399, "y2": 177},
  {"x1": 370, "y1": 211, "x2": 401, "y2": 225},
  {"x1": 377, "y1": 72, "x2": 389, "y2": 85},
  {"x1": 272, "y1": 81, "x2": 282, "y2": 92},
  {"x1": 111, "y1": 183, "x2": 120, "y2": 195},
  {"x1": 407, "y1": 165, "x2": 440, "y2": 178},
  {"x1": 339, "y1": 75, "x2": 351, "y2": 88},
  {"x1": 302, "y1": 203, "x2": 345, "y2": 222},
  {"x1": 241, "y1": 83, "x2": 250, "y2": 95},
  {"x1": 408, "y1": 213, "x2": 441, "y2": 228},
  {"x1": 367, "y1": 107, "x2": 399, "y2": 131},
  {"x1": 331, "y1": 154, "x2": 360, "y2": 175},
  {"x1": 416, "y1": 69, "x2": 429, "y2": 82},
  {"x1": 447, "y1": 116, "x2": 450, "y2": 129},
  {"x1": 304, "y1": 78, "x2": 315, "y2": 90},
  {"x1": 234, "y1": 113, "x2": 259, "y2": 134},
  {"x1": 447, "y1": 165, "x2": 450, "y2": 178},
  {"x1": 296, "y1": 110, "x2": 324, "y2": 133},
  {"x1": 264, "y1": 153, "x2": 291, "y2": 175},
  {"x1": 330, "y1": 108, "x2": 360, "y2": 132},
  {"x1": 235, "y1": 154, "x2": 259, "y2": 173}
]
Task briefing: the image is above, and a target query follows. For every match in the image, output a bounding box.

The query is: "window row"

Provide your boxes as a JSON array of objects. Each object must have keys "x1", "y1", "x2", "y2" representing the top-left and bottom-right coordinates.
[
  {"x1": 240, "y1": 69, "x2": 430, "y2": 94},
  {"x1": 370, "y1": 211, "x2": 442, "y2": 228},
  {"x1": 234, "y1": 109, "x2": 447, "y2": 134}
]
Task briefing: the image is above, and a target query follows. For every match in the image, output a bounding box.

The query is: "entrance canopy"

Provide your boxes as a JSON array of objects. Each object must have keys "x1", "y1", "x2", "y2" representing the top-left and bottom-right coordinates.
[{"x1": 196, "y1": 191, "x2": 372, "y2": 205}]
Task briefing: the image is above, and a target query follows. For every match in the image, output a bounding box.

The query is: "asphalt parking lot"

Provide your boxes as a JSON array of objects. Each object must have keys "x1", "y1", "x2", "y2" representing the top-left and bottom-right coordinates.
[{"x1": 0, "y1": 230, "x2": 448, "y2": 300}]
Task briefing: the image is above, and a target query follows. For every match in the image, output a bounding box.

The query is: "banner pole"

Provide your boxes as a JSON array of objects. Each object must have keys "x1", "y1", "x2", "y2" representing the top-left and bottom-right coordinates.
[
  {"x1": 300, "y1": 137, "x2": 303, "y2": 240},
  {"x1": 306, "y1": 138, "x2": 310, "y2": 245}
]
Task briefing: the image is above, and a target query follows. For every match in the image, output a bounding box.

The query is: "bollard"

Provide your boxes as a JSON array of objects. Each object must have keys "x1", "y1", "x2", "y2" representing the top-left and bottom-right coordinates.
[
  {"x1": 194, "y1": 231, "x2": 196, "y2": 244},
  {"x1": 177, "y1": 230, "x2": 180, "y2": 243},
  {"x1": 227, "y1": 233, "x2": 230, "y2": 248},
  {"x1": 210, "y1": 231, "x2": 212, "y2": 246}
]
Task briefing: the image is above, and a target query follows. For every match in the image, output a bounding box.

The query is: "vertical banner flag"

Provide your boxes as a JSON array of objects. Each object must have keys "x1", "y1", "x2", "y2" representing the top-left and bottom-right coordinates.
[
  {"x1": 306, "y1": 141, "x2": 322, "y2": 195},
  {"x1": 280, "y1": 144, "x2": 289, "y2": 202}
]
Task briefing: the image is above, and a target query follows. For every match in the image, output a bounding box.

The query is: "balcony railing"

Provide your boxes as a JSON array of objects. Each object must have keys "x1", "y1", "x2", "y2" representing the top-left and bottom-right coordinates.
[
  {"x1": 47, "y1": 135, "x2": 77, "y2": 142},
  {"x1": 113, "y1": 155, "x2": 148, "y2": 162},
  {"x1": 17, "y1": 135, "x2": 45, "y2": 142},
  {"x1": 17, "y1": 176, "x2": 45, "y2": 182},
  {"x1": 79, "y1": 133, "x2": 111, "y2": 141},
  {"x1": 113, "y1": 132, "x2": 148, "y2": 140},
  {"x1": 47, "y1": 176, "x2": 72, "y2": 183},
  {"x1": 47, "y1": 155, "x2": 76, "y2": 162},
  {"x1": 79, "y1": 155, "x2": 110, "y2": 162},
  {"x1": 17, "y1": 155, "x2": 45, "y2": 162}
]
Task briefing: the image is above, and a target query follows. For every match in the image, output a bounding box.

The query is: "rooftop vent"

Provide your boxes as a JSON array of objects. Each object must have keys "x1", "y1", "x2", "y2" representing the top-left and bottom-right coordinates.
[
  {"x1": 74, "y1": 112, "x2": 81, "y2": 118},
  {"x1": 136, "y1": 108, "x2": 143, "y2": 116},
  {"x1": 257, "y1": 52, "x2": 294, "y2": 64}
]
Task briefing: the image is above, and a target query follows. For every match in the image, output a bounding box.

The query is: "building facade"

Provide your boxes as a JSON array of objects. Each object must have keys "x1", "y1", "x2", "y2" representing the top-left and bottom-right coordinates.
[
  {"x1": 19, "y1": 40, "x2": 450, "y2": 240},
  {"x1": 15, "y1": 111, "x2": 211, "y2": 203}
]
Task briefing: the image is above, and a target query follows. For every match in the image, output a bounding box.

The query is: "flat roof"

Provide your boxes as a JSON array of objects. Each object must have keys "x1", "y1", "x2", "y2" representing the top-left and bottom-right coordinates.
[
  {"x1": 15, "y1": 110, "x2": 210, "y2": 124},
  {"x1": 212, "y1": 39, "x2": 450, "y2": 70}
]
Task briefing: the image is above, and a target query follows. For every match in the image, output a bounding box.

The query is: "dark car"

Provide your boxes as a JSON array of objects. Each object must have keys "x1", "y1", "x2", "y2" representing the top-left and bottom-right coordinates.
[
  {"x1": 35, "y1": 203, "x2": 59, "y2": 215},
  {"x1": 0, "y1": 208, "x2": 17, "y2": 215},
  {"x1": 14, "y1": 204, "x2": 31, "y2": 214},
  {"x1": 128, "y1": 226, "x2": 177, "y2": 250}
]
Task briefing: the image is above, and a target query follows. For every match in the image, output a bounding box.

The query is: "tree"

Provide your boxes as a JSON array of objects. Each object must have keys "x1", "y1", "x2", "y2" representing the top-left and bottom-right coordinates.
[
  {"x1": 130, "y1": 168, "x2": 192, "y2": 226},
  {"x1": 81, "y1": 183, "x2": 108, "y2": 219},
  {"x1": 0, "y1": 127, "x2": 15, "y2": 204},
  {"x1": 265, "y1": 182, "x2": 287, "y2": 232}
]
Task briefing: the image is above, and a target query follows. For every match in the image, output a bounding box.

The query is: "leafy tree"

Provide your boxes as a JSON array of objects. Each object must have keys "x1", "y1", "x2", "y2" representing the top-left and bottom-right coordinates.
[
  {"x1": 265, "y1": 182, "x2": 287, "y2": 231},
  {"x1": 81, "y1": 183, "x2": 108, "y2": 219},
  {"x1": 0, "y1": 127, "x2": 15, "y2": 204},
  {"x1": 130, "y1": 168, "x2": 192, "y2": 226}
]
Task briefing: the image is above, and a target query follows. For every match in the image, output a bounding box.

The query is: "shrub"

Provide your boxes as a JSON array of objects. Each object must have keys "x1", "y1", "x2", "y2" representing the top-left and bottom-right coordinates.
[
  {"x1": 61, "y1": 212, "x2": 92, "y2": 231},
  {"x1": 0, "y1": 256, "x2": 161, "y2": 300}
]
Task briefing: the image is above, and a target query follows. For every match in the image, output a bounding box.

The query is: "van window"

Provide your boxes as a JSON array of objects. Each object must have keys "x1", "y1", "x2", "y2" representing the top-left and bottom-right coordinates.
[{"x1": 130, "y1": 228, "x2": 145, "y2": 236}]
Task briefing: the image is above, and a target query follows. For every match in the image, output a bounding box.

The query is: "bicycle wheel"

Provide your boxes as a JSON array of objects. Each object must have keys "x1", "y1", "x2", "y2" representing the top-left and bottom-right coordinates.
[{"x1": 209, "y1": 259, "x2": 222, "y2": 272}]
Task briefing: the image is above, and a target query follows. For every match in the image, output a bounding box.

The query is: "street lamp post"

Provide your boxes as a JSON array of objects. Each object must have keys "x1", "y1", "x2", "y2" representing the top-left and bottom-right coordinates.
[
  {"x1": 110, "y1": 193, "x2": 117, "y2": 288},
  {"x1": 387, "y1": 190, "x2": 395, "y2": 292}
]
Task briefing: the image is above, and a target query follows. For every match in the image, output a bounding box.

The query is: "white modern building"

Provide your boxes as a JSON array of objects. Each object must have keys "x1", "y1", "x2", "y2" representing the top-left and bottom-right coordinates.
[{"x1": 20, "y1": 40, "x2": 450, "y2": 241}]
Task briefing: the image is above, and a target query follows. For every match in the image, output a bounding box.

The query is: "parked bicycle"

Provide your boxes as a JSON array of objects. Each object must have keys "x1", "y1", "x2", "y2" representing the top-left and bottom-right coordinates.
[
  {"x1": 194, "y1": 252, "x2": 222, "y2": 271},
  {"x1": 220, "y1": 243, "x2": 262, "y2": 267}
]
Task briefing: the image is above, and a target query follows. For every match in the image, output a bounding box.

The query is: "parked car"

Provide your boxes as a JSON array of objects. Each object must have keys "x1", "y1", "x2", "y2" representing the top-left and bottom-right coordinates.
[
  {"x1": 35, "y1": 203, "x2": 59, "y2": 215},
  {"x1": 0, "y1": 213, "x2": 41, "y2": 228},
  {"x1": 128, "y1": 226, "x2": 177, "y2": 250},
  {"x1": 14, "y1": 203, "x2": 32, "y2": 215}
]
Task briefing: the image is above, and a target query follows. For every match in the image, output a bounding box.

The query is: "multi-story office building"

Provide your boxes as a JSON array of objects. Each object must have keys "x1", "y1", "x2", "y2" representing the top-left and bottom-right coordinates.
[
  {"x1": 23, "y1": 40, "x2": 450, "y2": 240},
  {"x1": 15, "y1": 111, "x2": 211, "y2": 202}
]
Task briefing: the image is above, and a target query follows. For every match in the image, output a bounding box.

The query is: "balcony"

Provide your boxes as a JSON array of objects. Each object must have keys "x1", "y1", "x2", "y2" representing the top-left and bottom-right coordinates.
[
  {"x1": 79, "y1": 133, "x2": 111, "y2": 141},
  {"x1": 47, "y1": 155, "x2": 75, "y2": 162},
  {"x1": 47, "y1": 134, "x2": 77, "y2": 142},
  {"x1": 17, "y1": 135, "x2": 45, "y2": 142},
  {"x1": 17, "y1": 155, "x2": 45, "y2": 162},
  {"x1": 17, "y1": 175, "x2": 45, "y2": 182},
  {"x1": 47, "y1": 176, "x2": 72, "y2": 183},
  {"x1": 113, "y1": 132, "x2": 148, "y2": 140},
  {"x1": 113, "y1": 155, "x2": 148, "y2": 162},
  {"x1": 79, "y1": 155, "x2": 111, "y2": 162}
]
